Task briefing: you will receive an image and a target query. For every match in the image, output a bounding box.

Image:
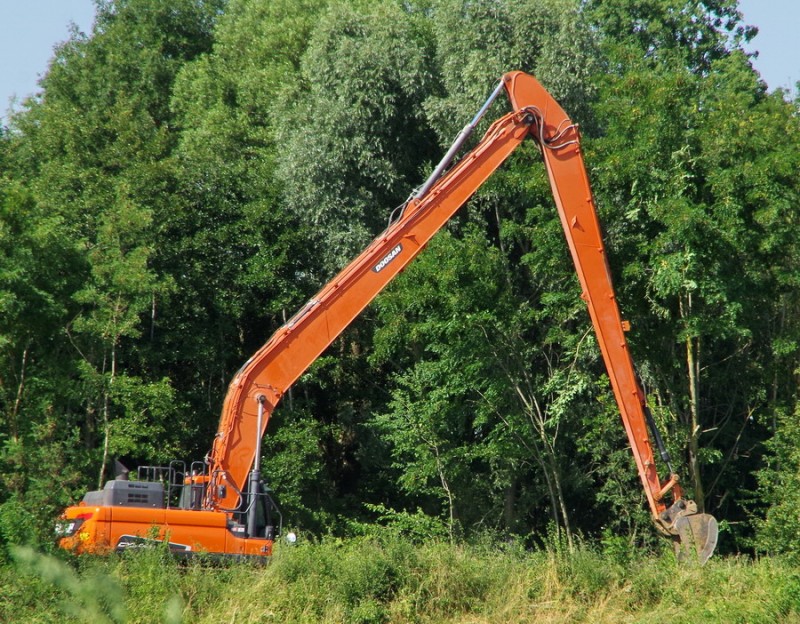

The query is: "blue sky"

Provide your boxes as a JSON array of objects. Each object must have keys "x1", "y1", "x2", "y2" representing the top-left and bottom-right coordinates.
[
  {"x1": 0, "y1": 0, "x2": 798, "y2": 123},
  {"x1": 1, "y1": 1, "x2": 96, "y2": 120},
  {"x1": 738, "y1": 0, "x2": 800, "y2": 92}
]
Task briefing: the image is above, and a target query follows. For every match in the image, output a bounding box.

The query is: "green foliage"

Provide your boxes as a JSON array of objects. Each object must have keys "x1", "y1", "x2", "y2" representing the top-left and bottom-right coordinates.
[
  {"x1": 428, "y1": 0, "x2": 599, "y2": 137},
  {"x1": 1, "y1": 0, "x2": 800, "y2": 566},
  {"x1": 275, "y1": 0, "x2": 440, "y2": 269},
  {"x1": 587, "y1": 5, "x2": 800, "y2": 544},
  {"x1": 349, "y1": 503, "x2": 451, "y2": 543},
  {"x1": 0, "y1": 499, "x2": 40, "y2": 557},
  {"x1": 585, "y1": 0, "x2": 755, "y2": 72},
  {"x1": 0, "y1": 0, "x2": 225, "y2": 502},
  {"x1": 754, "y1": 404, "x2": 800, "y2": 559},
  {"x1": 259, "y1": 406, "x2": 331, "y2": 531},
  {"x1": 3, "y1": 539, "x2": 800, "y2": 623},
  {"x1": 370, "y1": 228, "x2": 535, "y2": 535}
]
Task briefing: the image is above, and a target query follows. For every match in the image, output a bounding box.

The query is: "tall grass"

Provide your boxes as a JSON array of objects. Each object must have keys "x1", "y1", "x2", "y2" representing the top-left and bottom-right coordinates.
[{"x1": 3, "y1": 534, "x2": 800, "y2": 623}]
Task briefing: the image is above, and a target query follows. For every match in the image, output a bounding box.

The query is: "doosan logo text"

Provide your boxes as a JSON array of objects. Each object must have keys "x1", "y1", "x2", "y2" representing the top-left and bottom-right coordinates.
[{"x1": 373, "y1": 244, "x2": 403, "y2": 273}]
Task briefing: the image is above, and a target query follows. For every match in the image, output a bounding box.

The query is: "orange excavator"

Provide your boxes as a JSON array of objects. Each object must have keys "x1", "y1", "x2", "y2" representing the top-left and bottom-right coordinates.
[{"x1": 58, "y1": 72, "x2": 718, "y2": 563}]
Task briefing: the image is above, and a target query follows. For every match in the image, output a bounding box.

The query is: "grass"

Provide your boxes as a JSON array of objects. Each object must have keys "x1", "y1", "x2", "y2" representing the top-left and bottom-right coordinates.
[{"x1": 2, "y1": 534, "x2": 800, "y2": 623}]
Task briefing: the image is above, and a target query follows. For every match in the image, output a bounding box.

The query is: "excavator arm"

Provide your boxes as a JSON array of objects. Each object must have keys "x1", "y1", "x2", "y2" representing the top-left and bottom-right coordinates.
[
  {"x1": 207, "y1": 78, "x2": 533, "y2": 510},
  {"x1": 505, "y1": 73, "x2": 717, "y2": 561},
  {"x1": 207, "y1": 71, "x2": 717, "y2": 562}
]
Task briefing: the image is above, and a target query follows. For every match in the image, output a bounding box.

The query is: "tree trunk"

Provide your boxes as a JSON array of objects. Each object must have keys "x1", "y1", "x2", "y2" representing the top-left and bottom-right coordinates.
[
  {"x1": 551, "y1": 459, "x2": 574, "y2": 550},
  {"x1": 9, "y1": 346, "x2": 29, "y2": 444},
  {"x1": 432, "y1": 443, "x2": 456, "y2": 542},
  {"x1": 503, "y1": 478, "x2": 517, "y2": 531},
  {"x1": 98, "y1": 345, "x2": 117, "y2": 489},
  {"x1": 686, "y1": 333, "x2": 705, "y2": 512},
  {"x1": 532, "y1": 398, "x2": 573, "y2": 550}
]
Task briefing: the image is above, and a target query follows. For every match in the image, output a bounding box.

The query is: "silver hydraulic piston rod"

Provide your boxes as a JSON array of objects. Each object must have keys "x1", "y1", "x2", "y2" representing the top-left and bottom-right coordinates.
[{"x1": 413, "y1": 79, "x2": 506, "y2": 201}]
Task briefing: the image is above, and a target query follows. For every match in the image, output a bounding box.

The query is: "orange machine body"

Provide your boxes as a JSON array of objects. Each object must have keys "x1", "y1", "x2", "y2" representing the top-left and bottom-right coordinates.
[{"x1": 59, "y1": 502, "x2": 271, "y2": 557}]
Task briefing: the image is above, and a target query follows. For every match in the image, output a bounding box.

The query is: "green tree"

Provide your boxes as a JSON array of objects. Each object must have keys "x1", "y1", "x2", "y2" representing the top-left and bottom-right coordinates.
[
  {"x1": 369, "y1": 219, "x2": 600, "y2": 544},
  {"x1": 427, "y1": 0, "x2": 599, "y2": 139},
  {"x1": 275, "y1": 0, "x2": 440, "y2": 270},
  {"x1": 0, "y1": 178, "x2": 87, "y2": 549},
  {"x1": 165, "y1": 0, "x2": 323, "y2": 381},
  {"x1": 69, "y1": 197, "x2": 175, "y2": 486},
  {"x1": 0, "y1": 0, "x2": 222, "y2": 515},
  {"x1": 589, "y1": 4, "x2": 800, "y2": 544},
  {"x1": 586, "y1": 0, "x2": 755, "y2": 72},
  {"x1": 755, "y1": 404, "x2": 800, "y2": 559}
]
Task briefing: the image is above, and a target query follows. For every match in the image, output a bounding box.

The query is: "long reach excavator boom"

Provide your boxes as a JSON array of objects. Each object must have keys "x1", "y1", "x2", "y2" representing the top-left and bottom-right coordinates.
[{"x1": 59, "y1": 72, "x2": 718, "y2": 563}]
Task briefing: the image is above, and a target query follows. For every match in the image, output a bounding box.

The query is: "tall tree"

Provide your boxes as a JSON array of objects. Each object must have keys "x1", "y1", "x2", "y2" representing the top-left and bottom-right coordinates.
[
  {"x1": 1, "y1": 0, "x2": 223, "y2": 509},
  {"x1": 274, "y1": 0, "x2": 440, "y2": 271},
  {"x1": 588, "y1": 2, "x2": 800, "y2": 543},
  {"x1": 69, "y1": 196, "x2": 175, "y2": 486}
]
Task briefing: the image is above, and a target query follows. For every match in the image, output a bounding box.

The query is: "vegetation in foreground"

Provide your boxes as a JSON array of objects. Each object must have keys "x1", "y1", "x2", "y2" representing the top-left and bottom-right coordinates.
[{"x1": 3, "y1": 534, "x2": 800, "y2": 624}]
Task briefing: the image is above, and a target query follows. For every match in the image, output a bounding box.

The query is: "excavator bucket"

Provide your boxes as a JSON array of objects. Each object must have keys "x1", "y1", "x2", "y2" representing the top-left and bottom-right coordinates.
[
  {"x1": 658, "y1": 498, "x2": 718, "y2": 565},
  {"x1": 674, "y1": 512, "x2": 718, "y2": 565}
]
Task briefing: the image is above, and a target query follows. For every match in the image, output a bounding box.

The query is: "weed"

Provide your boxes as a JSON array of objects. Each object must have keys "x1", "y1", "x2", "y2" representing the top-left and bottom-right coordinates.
[{"x1": 3, "y1": 536, "x2": 800, "y2": 623}]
